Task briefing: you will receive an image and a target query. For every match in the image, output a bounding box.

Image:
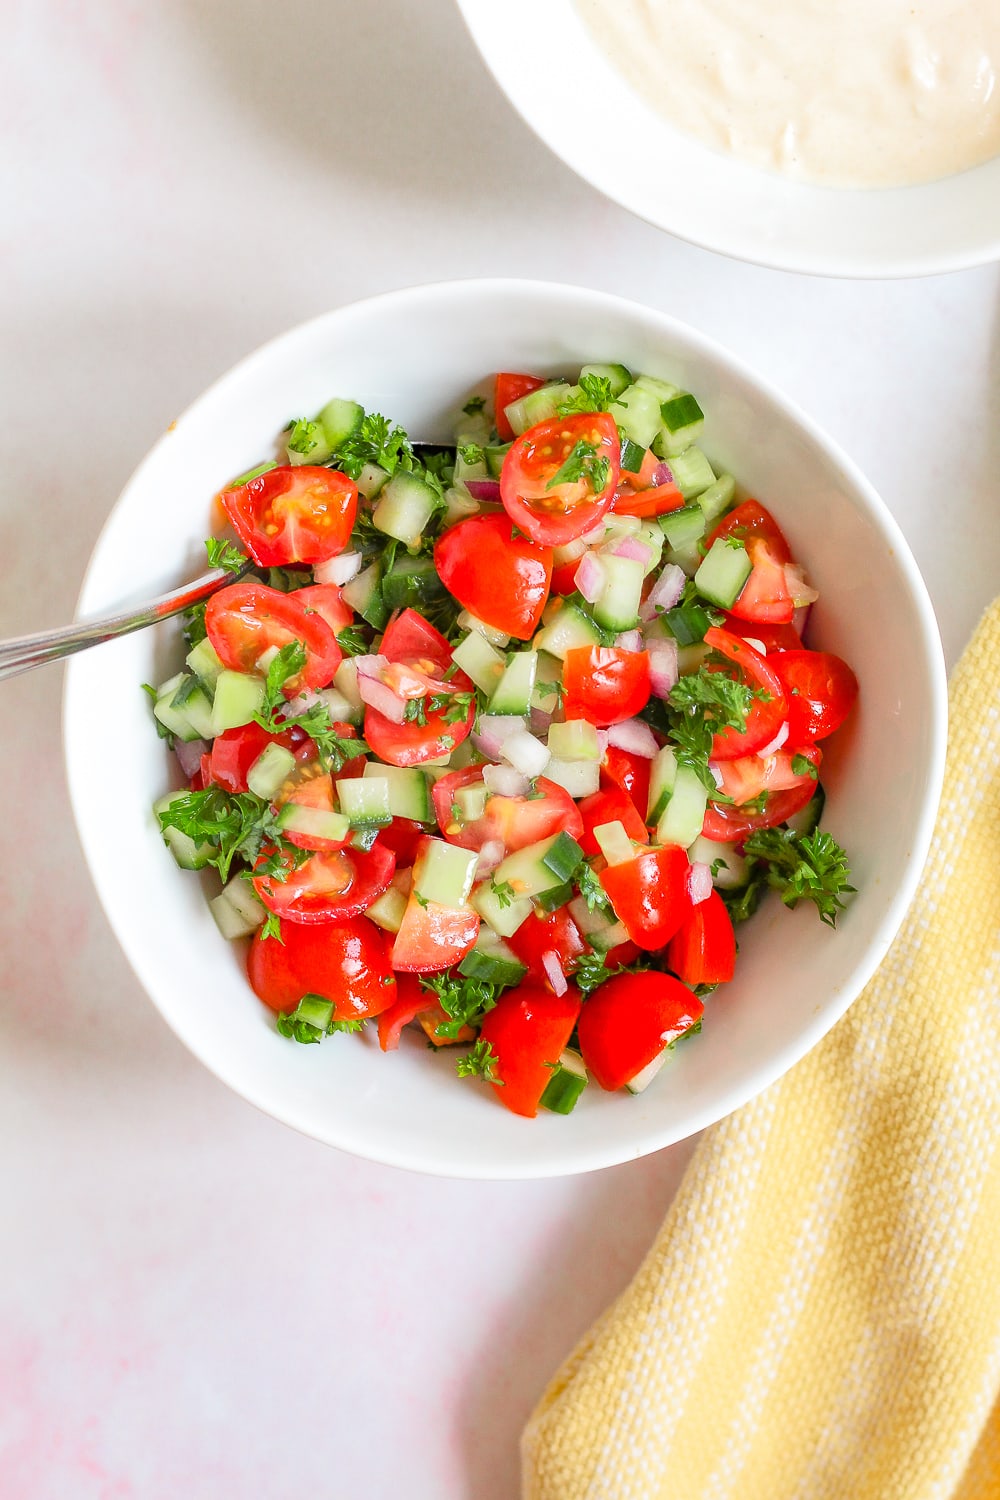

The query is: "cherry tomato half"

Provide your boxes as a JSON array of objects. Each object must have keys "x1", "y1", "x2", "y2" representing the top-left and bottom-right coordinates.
[
  {"x1": 600, "y1": 747, "x2": 652, "y2": 823},
  {"x1": 376, "y1": 972, "x2": 437, "y2": 1052},
  {"x1": 220, "y1": 465, "x2": 358, "y2": 568},
  {"x1": 391, "y1": 895, "x2": 480, "y2": 973},
  {"x1": 563, "y1": 646, "x2": 652, "y2": 728},
  {"x1": 708, "y1": 500, "x2": 795, "y2": 626},
  {"x1": 666, "y1": 890, "x2": 736, "y2": 986},
  {"x1": 478, "y1": 983, "x2": 582, "y2": 1118},
  {"x1": 205, "y1": 581, "x2": 341, "y2": 694},
  {"x1": 506, "y1": 908, "x2": 588, "y2": 987},
  {"x1": 577, "y1": 971, "x2": 703, "y2": 1092},
  {"x1": 703, "y1": 626, "x2": 788, "y2": 761},
  {"x1": 500, "y1": 412, "x2": 621, "y2": 547},
  {"x1": 432, "y1": 767, "x2": 583, "y2": 854},
  {"x1": 363, "y1": 608, "x2": 477, "y2": 767},
  {"x1": 294, "y1": 582, "x2": 355, "y2": 636},
  {"x1": 599, "y1": 844, "x2": 692, "y2": 951},
  {"x1": 434, "y1": 514, "x2": 553, "y2": 641},
  {"x1": 770, "y1": 650, "x2": 859, "y2": 747},
  {"x1": 701, "y1": 745, "x2": 822, "y2": 841},
  {"x1": 251, "y1": 841, "x2": 396, "y2": 923},
  {"x1": 247, "y1": 916, "x2": 397, "y2": 1020},
  {"x1": 495, "y1": 372, "x2": 545, "y2": 443}
]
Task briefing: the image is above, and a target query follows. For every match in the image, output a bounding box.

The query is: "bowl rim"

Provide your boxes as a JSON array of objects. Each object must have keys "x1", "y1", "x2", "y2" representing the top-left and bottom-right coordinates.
[
  {"x1": 63, "y1": 277, "x2": 949, "y2": 1177},
  {"x1": 453, "y1": 0, "x2": 1000, "y2": 279}
]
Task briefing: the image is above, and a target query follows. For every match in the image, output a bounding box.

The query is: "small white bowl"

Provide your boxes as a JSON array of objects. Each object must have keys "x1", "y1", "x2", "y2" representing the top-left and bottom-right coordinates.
[
  {"x1": 455, "y1": 0, "x2": 1000, "y2": 278},
  {"x1": 64, "y1": 280, "x2": 946, "y2": 1177}
]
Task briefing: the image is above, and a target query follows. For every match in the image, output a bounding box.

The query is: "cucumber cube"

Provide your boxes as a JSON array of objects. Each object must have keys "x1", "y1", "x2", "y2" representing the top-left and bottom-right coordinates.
[
  {"x1": 656, "y1": 766, "x2": 709, "y2": 848},
  {"x1": 413, "y1": 839, "x2": 478, "y2": 909},
  {"x1": 546, "y1": 719, "x2": 602, "y2": 762},
  {"x1": 694, "y1": 537, "x2": 753, "y2": 609},
  {"x1": 338, "y1": 776, "x2": 392, "y2": 828},
  {"x1": 471, "y1": 880, "x2": 533, "y2": 938},
  {"x1": 247, "y1": 743, "x2": 297, "y2": 799},
  {"x1": 592, "y1": 821, "x2": 635, "y2": 867}
]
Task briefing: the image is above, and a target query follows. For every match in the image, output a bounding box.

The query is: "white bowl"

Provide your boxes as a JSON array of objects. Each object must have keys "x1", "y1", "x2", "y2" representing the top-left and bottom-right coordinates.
[
  {"x1": 64, "y1": 279, "x2": 947, "y2": 1177},
  {"x1": 455, "y1": 0, "x2": 1000, "y2": 278}
]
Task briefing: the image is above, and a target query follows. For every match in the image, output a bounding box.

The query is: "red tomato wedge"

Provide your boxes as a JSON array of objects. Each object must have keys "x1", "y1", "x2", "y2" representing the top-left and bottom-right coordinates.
[
  {"x1": 770, "y1": 650, "x2": 859, "y2": 746},
  {"x1": 478, "y1": 983, "x2": 582, "y2": 1118},
  {"x1": 599, "y1": 844, "x2": 692, "y2": 950},
  {"x1": 432, "y1": 767, "x2": 584, "y2": 854},
  {"x1": 600, "y1": 747, "x2": 652, "y2": 822},
  {"x1": 667, "y1": 890, "x2": 736, "y2": 986},
  {"x1": 205, "y1": 581, "x2": 341, "y2": 693},
  {"x1": 563, "y1": 646, "x2": 652, "y2": 728},
  {"x1": 434, "y1": 514, "x2": 553, "y2": 640},
  {"x1": 701, "y1": 745, "x2": 822, "y2": 840},
  {"x1": 576, "y1": 784, "x2": 650, "y2": 859},
  {"x1": 495, "y1": 372, "x2": 545, "y2": 443},
  {"x1": 277, "y1": 770, "x2": 351, "y2": 853},
  {"x1": 708, "y1": 500, "x2": 795, "y2": 625},
  {"x1": 376, "y1": 972, "x2": 435, "y2": 1051},
  {"x1": 577, "y1": 971, "x2": 703, "y2": 1092},
  {"x1": 722, "y1": 614, "x2": 803, "y2": 653},
  {"x1": 220, "y1": 465, "x2": 358, "y2": 567},
  {"x1": 391, "y1": 892, "x2": 480, "y2": 973},
  {"x1": 714, "y1": 746, "x2": 820, "y2": 806},
  {"x1": 506, "y1": 908, "x2": 588, "y2": 986},
  {"x1": 251, "y1": 841, "x2": 396, "y2": 923},
  {"x1": 294, "y1": 583, "x2": 355, "y2": 636},
  {"x1": 247, "y1": 916, "x2": 397, "y2": 1019},
  {"x1": 707, "y1": 499, "x2": 792, "y2": 563},
  {"x1": 500, "y1": 412, "x2": 620, "y2": 547},
  {"x1": 363, "y1": 608, "x2": 476, "y2": 767},
  {"x1": 703, "y1": 626, "x2": 788, "y2": 761}
]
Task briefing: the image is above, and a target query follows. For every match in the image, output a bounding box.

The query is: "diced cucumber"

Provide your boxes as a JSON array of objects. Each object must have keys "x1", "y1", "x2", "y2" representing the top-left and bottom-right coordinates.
[
  {"x1": 459, "y1": 929, "x2": 527, "y2": 988},
  {"x1": 540, "y1": 1050, "x2": 589, "y2": 1114},
  {"x1": 543, "y1": 758, "x2": 601, "y2": 799},
  {"x1": 592, "y1": 821, "x2": 635, "y2": 866},
  {"x1": 697, "y1": 473, "x2": 737, "y2": 527},
  {"x1": 492, "y1": 831, "x2": 584, "y2": 900},
  {"x1": 653, "y1": 392, "x2": 705, "y2": 458},
  {"x1": 636, "y1": 522, "x2": 665, "y2": 574},
  {"x1": 372, "y1": 471, "x2": 440, "y2": 547},
  {"x1": 454, "y1": 445, "x2": 488, "y2": 483},
  {"x1": 687, "y1": 835, "x2": 749, "y2": 889},
  {"x1": 210, "y1": 874, "x2": 267, "y2": 940},
  {"x1": 504, "y1": 381, "x2": 571, "y2": 436},
  {"x1": 547, "y1": 719, "x2": 601, "y2": 761},
  {"x1": 365, "y1": 885, "x2": 408, "y2": 934},
  {"x1": 619, "y1": 436, "x2": 647, "y2": 474},
  {"x1": 153, "y1": 791, "x2": 213, "y2": 870},
  {"x1": 489, "y1": 651, "x2": 538, "y2": 715},
  {"x1": 319, "y1": 397, "x2": 363, "y2": 450},
  {"x1": 210, "y1": 670, "x2": 266, "y2": 737},
  {"x1": 656, "y1": 765, "x2": 709, "y2": 848},
  {"x1": 452, "y1": 631, "x2": 506, "y2": 696},
  {"x1": 247, "y1": 742, "x2": 296, "y2": 799},
  {"x1": 567, "y1": 893, "x2": 614, "y2": 937},
  {"x1": 647, "y1": 745, "x2": 678, "y2": 823},
  {"x1": 660, "y1": 504, "x2": 707, "y2": 551},
  {"x1": 456, "y1": 609, "x2": 510, "y2": 648},
  {"x1": 531, "y1": 651, "x2": 564, "y2": 711},
  {"x1": 442, "y1": 486, "x2": 481, "y2": 528},
  {"x1": 276, "y1": 803, "x2": 351, "y2": 844},
  {"x1": 664, "y1": 540, "x2": 704, "y2": 578},
  {"x1": 341, "y1": 560, "x2": 387, "y2": 630},
  {"x1": 449, "y1": 782, "x2": 489, "y2": 826},
  {"x1": 609, "y1": 383, "x2": 663, "y2": 448},
  {"x1": 228, "y1": 460, "x2": 277, "y2": 488},
  {"x1": 356, "y1": 461, "x2": 389, "y2": 500},
  {"x1": 363, "y1": 762, "x2": 433, "y2": 822},
  {"x1": 626, "y1": 1051, "x2": 670, "y2": 1095},
  {"x1": 471, "y1": 879, "x2": 533, "y2": 938},
  {"x1": 413, "y1": 839, "x2": 478, "y2": 909},
  {"x1": 580, "y1": 362, "x2": 632, "y2": 398},
  {"x1": 286, "y1": 418, "x2": 332, "y2": 466},
  {"x1": 533, "y1": 880, "x2": 576, "y2": 914},
  {"x1": 534, "y1": 598, "x2": 604, "y2": 660},
  {"x1": 677, "y1": 642, "x2": 712, "y2": 674},
  {"x1": 592, "y1": 554, "x2": 644, "y2": 632},
  {"x1": 152, "y1": 674, "x2": 212, "y2": 743},
  {"x1": 338, "y1": 776, "x2": 392, "y2": 829},
  {"x1": 317, "y1": 684, "x2": 362, "y2": 726},
  {"x1": 381, "y1": 554, "x2": 446, "y2": 613},
  {"x1": 484, "y1": 444, "x2": 510, "y2": 478},
  {"x1": 670, "y1": 446, "x2": 716, "y2": 500},
  {"x1": 694, "y1": 537, "x2": 752, "y2": 609},
  {"x1": 186, "y1": 637, "x2": 225, "y2": 690},
  {"x1": 332, "y1": 658, "x2": 364, "y2": 713},
  {"x1": 634, "y1": 372, "x2": 681, "y2": 404}
]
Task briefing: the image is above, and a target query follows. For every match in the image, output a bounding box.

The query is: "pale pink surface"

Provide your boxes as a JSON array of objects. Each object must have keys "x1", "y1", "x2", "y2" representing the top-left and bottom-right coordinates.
[{"x1": 1, "y1": 0, "x2": 997, "y2": 1496}]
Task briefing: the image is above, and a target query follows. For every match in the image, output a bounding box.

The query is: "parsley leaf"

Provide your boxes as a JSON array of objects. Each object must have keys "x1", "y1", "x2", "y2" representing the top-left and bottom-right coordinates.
[
  {"x1": 742, "y1": 826, "x2": 855, "y2": 927},
  {"x1": 335, "y1": 624, "x2": 370, "y2": 657},
  {"x1": 556, "y1": 374, "x2": 615, "y2": 415},
  {"x1": 462, "y1": 395, "x2": 486, "y2": 416},
  {"x1": 458, "y1": 443, "x2": 485, "y2": 466},
  {"x1": 456, "y1": 1038, "x2": 503, "y2": 1084},
  {"x1": 286, "y1": 418, "x2": 323, "y2": 456},
  {"x1": 489, "y1": 878, "x2": 516, "y2": 910},
  {"x1": 576, "y1": 861, "x2": 611, "y2": 914},
  {"x1": 155, "y1": 787, "x2": 285, "y2": 882},
  {"x1": 421, "y1": 972, "x2": 500, "y2": 1041},
  {"x1": 205, "y1": 538, "x2": 249, "y2": 574},
  {"x1": 251, "y1": 641, "x2": 367, "y2": 772},
  {"x1": 275, "y1": 994, "x2": 367, "y2": 1045},
  {"x1": 141, "y1": 682, "x2": 174, "y2": 747},
  {"x1": 259, "y1": 912, "x2": 284, "y2": 943},
  {"x1": 330, "y1": 410, "x2": 412, "y2": 481},
  {"x1": 665, "y1": 666, "x2": 761, "y2": 788},
  {"x1": 546, "y1": 439, "x2": 611, "y2": 495},
  {"x1": 791, "y1": 753, "x2": 819, "y2": 780}
]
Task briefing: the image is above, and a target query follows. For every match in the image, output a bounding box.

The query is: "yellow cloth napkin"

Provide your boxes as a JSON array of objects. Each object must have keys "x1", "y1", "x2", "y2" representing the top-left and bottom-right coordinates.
[{"x1": 523, "y1": 598, "x2": 1000, "y2": 1500}]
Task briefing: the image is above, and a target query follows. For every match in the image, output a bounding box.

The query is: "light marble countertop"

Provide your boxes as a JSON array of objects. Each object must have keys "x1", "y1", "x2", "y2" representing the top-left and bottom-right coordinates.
[{"x1": 2, "y1": 2, "x2": 997, "y2": 1495}]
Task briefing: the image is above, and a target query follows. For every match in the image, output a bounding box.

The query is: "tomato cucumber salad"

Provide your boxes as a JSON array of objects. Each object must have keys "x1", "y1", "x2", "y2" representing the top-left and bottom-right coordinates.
[{"x1": 148, "y1": 363, "x2": 857, "y2": 1119}]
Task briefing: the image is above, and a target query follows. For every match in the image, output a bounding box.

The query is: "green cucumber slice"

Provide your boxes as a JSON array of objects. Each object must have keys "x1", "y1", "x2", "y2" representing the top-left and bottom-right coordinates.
[
  {"x1": 209, "y1": 670, "x2": 265, "y2": 737},
  {"x1": 656, "y1": 765, "x2": 709, "y2": 847},
  {"x1": 694, "y1": 537, "x2": 753, "y2": 609},
  {"x1": 413, "y1": 839, "x2": 478, "y2": 909},
  {"x1": 338, "y1": 776, "x2": 392, "y2": 829},
  {"x1": 363, "y1": 763, "x2": 433, "y2": 822},
  {"x1": 489, "y1": 651, "x2": 538, "y2": 715},
  {"x1": 247, "y1": 743, "x2": 297, "y2": 799}
]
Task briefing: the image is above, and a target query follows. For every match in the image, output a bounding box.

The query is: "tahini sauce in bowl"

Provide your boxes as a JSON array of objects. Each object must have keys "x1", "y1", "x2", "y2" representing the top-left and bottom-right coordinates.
[{"x1": 574, "y1": 0, "x2": 1000, "y2": 187}]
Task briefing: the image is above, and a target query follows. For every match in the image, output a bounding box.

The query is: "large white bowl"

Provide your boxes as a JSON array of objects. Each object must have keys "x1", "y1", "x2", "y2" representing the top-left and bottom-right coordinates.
[
  {"x1": 455, "y1": 0, "x2": 1000, "y2": 278},
  {"x1": 64, "y1": 279, "x2": 947, "y2": 1177}
]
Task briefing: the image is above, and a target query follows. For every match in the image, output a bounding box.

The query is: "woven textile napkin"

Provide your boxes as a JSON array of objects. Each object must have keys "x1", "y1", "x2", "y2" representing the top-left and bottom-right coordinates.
[{"x1": 523, "y1": 598, "x2": 1000, "y2": 1500}]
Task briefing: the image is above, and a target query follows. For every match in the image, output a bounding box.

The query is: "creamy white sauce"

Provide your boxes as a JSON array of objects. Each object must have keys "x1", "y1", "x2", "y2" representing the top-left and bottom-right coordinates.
[{"x1": 574, "y1": 0, "x2": 1000, "y2": 187}]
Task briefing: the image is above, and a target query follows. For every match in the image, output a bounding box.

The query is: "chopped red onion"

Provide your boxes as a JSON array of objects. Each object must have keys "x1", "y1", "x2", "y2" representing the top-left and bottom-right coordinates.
[
  {"x1": 614, "y1": 629, "x2": 643, "y2": 652},
  {"x1": 652, "y1": 461, "x2": 675, "y2": 487},
  {"x1": 647, "y1": 640, "x2": 679, "y2": 698},
  {"x1": 357, "y1": 674, "x2": 407, "y2": 724},
  {"x1": 501, "y1": 729, "x2": 551, "y2": 778},
  {"x1": 639, "y1": 563, "x2": 686, "y2": 622},
  {"x1": 541, "y1": 949, "x2": 568, "y2": 997},
  {"x1": 475, "y1": 839, "x2": 506, "y2": 879},
  {"x1": 530, "y1": 706, "x2": 553, "y2": 737},
  {"x1": 483, "y1": 763, "x2": 530, "y2": 798},
  {"x1": 353, "y1": 654, "x2": 390, "y2": 680},
  {"x1": 689, "y1": 862, "x2": 713, "y2": 905},
  {"x1": 472, "y1": 715, "x2": 526, "y2": 760},
  {"x1": 463, "y1": 479, "x2": 502, "y2": 503},
  {"x1": 757, "y1": 722, "x2": 789, "y2": 758},
  {"x1": 574, "y1": 551, "x2": 606, "y2": 604},
  {"x1": 175, "y1": 737, "x2": 208, "y2": 778},
  {"x1": 612, "y1": 536, "x2": 653, "y2": 567},
  {"x1": 785, "y1": 564, "x2": 819, "y2": 608},
  {"x1": 313, "y1": 551, "x2": 362, "y2": 586},
  {"x1": 606, "y1": 718, "x2": 659, "y2": 758}
]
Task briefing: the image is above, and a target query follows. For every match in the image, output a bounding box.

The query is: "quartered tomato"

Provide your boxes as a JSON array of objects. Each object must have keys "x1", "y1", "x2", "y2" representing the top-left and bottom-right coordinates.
[
  {"x1": 374, "y1": 816, "x2": 426, "y2": 868},
  {"x1": 220, "y1": 465, "x2": 358, "y2": 567},
  {"x1": 599, "y1": 844, "x2": 692, "y2": 950},
  {"x1": 600, "y1": 747, "x2": 652, "y2": 823},
  {"x1": 722, "y1": 614, "x2": 803, "y2": 654},
  {"x1": 208, "y1": 722, "x2": 316, "y2": 793},
  {"x1": 477, "y1": 983, "x2": 582, "y2": 1118},
  {"x1": 701, "y1": 744, "x2": 822, "y2": 841},
  {"x1": 247, "y1": 916, "x2": 397, "y2": 1019},
  {"x1": 500, "y1": 412, "x2": 621, "y2": 547},
  {"x1": 434, "y1": 514, "x2": 553, "y2": 640},
  {"x1": 667, "y1": 889, "x2": 736, "y2": 986},
  {"x1": 506, "y1": 908, "x2": 588, "y2": 985},
  {"x1": 708, "y1": 499, "x2": 792, "y2": 563},
  {"x1": 577, "y1": 971, "x2": 703, "y2": 1092},
  {"x1": 205, "y1": 581, "x2": 341, "y2": 693},
  {"x1": 277, "y1": 769, "x2": 351, "y2": 854},
  {"x1": 563, "y1": 646, "x2": 651, "y2": 728},
  {"x1": 363, "y1": 608, "x2": 476, "y2": 767},
  {"x1": 376, "y1": 972, "x2": 435, "y2": 1051},
  {"x1": 432, "y1": 767, "x2": 583, "y2": 854},
  {"x1": 495, "y1": 372, "x2": 545, "y2": 443},
  {"x1": 713, "y1": 745, "x2": 820, "y2": 806},
  {"x1": 770, "y1": 650, "x2": 859, "y2": 746},
  {"x1": 708, "y1": 501, "x2": 796, "y2": 625},
  {"x1": 251, "y1": 841, "x2": 396, "y2": 923},
  {"x1": 390, "y1": 891, "x2": 479, "y2": 973},
  {"x1": 294, "y1": 582, "x2": 355, "y2": 637},
  {"x1": 576, "y1": 784, "x2": 650, "y2": 859},
  {"x1": 703, "y1": 626, "x2": 788, "y2": 761}
]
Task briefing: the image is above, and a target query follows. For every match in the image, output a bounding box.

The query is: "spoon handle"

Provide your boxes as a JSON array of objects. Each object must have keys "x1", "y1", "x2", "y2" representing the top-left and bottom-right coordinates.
[{"x1": 0, "y1": 565, "x2": 249, "y2": 683}]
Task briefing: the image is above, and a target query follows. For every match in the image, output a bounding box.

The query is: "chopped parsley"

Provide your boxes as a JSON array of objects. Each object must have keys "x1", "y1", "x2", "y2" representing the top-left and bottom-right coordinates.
[
  {"x1": 791, "y1": 753, "x2": 819, "y2": 780},
  {"x1": 546, "y1": 439, "x2": 611, "y2": 495},
  {"x1": 665, "y1": 667, "x2": 761, "y2": 787},
  {"x1": 576, "y1": 861, "x2": 611, "y2": 914},
  {"x1": 251, "y1": 642, "x2": 367, "y2": 772},
  {"x1": 421, "y1": 972, "x2": 500, "y2": 1041},
  {"x1": 155, "y1": 787, "x2": 288, "y2": 882},
  {"x1": 335, "y1": 623, "x2": 370, "y2": 657},
  {"x1": 462, "y1": 395, "x2": 486, "y2": 416},
  {"x1": 276, "y1": 994, "x2": 367, "y2": 1045},
  {"x1": 742, "y1": 826, "x2": 855, "y2": 927},
  {"x1": 556, "y1": 373, "x2": 615, "y2": 415},
  {"x1": 458, "y1": 443, "x2": 485, "y2": 466},
  {"x1": 205, "y1": 538, "x2": 249, "y2": 574},
  {"x1": 259, "y1": 912, "x2": 284, "y2": 943},
  {"x1": 489, "y1": 878, "x2": 516, "y2": 910},
  {"x1": 456, "y1": 1038, "x2": 503, "y2": 1084},
  {"x1": 286, "y1": 418, "x2": 324, "y2": 457}
]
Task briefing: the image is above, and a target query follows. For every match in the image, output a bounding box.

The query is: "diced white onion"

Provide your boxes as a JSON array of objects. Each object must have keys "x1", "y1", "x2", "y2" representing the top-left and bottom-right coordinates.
[
  {"x1": 357, "y1": 674, "x2": 407, "y2": 724},
  {"x1": 475, "y1": 839, "x2": 506, "y2": 879},
  {"x1": 688, "y1": 862, "x2": 713, "y2": 905},
  {"x1": 606, "y1": 718, "x2": 659, "y2": 758},
  {"x1": 353, "y1": 654, "x2": 390, "y2": 679},
  {"x1": 614, "y1": 629, "x2": 643, "y2": 652},
  {"x1": 541, "y1": 949, "x2": 568, "y2": 997},
  {"x1": 313, "y1": 551, "x2": 362, "y2": 586},
  {"x1": 175, "y1": 737, "x2": 208, "y2": 778},
  {"x1": 483, "y1": 763, "x2": 530, "y2": 798},
  {"x1": 472, "y1": 715, "x2": 525, "y2": 760},
  {"x1": 744, "y1": 637, "x2": 768, "y2": 655},
  {"x1": 757, "y1": 722, "x2": 790, "y2": 758},
  {"x1": 785, "y1": 564, "x2": 819, "y2": 608},
  {"x1": 574, "y1": 551, "x2": 606, "y2": 605},
  {"x1": 648, "y1": 640, "x2": 680, "y2": 699},
  {"x1": 595, "y1": 729, "x2": 610, "y2": 754},
  {"x1": 501, "y1": 729, "x2": 551, "y2": 778},
  {"x1": 639, "y1": 563, "x2": 686, "y2": 622}
]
